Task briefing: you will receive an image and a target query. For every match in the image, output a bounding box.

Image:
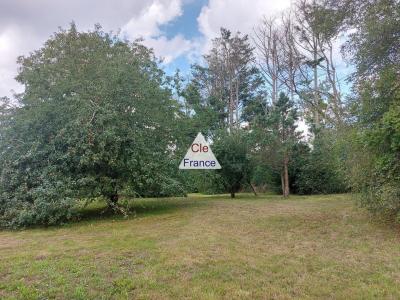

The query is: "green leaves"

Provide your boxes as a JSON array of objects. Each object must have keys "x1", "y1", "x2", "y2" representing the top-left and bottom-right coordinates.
[
  {"x1": 340, "y1": 0, "x2": 400, "y2": 220},
  {"x1": 0, "y1": 25, "x2": 184, "y2": 228},
  {"x1": 213, "y1": 131, "x2": 252, "y2": 198}
]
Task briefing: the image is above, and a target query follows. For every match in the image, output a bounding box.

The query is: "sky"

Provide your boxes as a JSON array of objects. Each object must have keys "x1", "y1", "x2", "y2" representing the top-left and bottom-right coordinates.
[
  {"x1": 0, "y1": 0, "x2": 350, "y2": 101},
  {"x1": 0, "y1": 0, "x2": 295, "y2": 99}
]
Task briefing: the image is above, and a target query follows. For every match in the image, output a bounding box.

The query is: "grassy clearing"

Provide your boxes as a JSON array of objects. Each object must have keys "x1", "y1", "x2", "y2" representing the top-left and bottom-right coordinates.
[{"x1": 1, "y1": 193, "x2": 400, "y2": 299}]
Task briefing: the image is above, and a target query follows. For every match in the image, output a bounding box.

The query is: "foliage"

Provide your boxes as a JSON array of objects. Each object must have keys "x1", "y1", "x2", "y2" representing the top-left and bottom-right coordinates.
[
  {"x1": 213, "y1": 131, "x2": 253, "y2": 198},
  {"x1": 347, "y1": 68, "x2": 400, "y2": 220},
  {"x1": 342, "y1": 0, "x2": 400, "y2": 80},
  {"x1": 184, "y1": 170, "x2": 226, "y2": 195},
  {"x1": 189, "y1": 28, "x2": 264, "y2": 132},
  {"x1": 251, "y1": 164, "x2": 281, "y2": 193},
  {"x1": 249, "y1": 92, "x2": 301, "y2": 196},
  {"x1": 339, "y1": 0, "x2": 400, "y2": 221},
  {"x1": 1, "y1": 0, "x2": 399, "y2": 227},
  {"x1": 0, "y1": 24, "x2": 184, "y2": 228},
  {"x1": 290, "y1": 131, "x2": 347, "y2": 195}
]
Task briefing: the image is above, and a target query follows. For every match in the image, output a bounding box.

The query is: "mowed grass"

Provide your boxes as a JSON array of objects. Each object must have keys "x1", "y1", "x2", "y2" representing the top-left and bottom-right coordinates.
[{"x1": 1, "y1": 194, "x2": 400, "y2": 299}]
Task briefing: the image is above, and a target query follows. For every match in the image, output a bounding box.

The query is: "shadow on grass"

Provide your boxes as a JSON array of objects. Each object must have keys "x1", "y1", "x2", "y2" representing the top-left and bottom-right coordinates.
[
  {"x1": 0, "y1": 197, "x2": 209, "y2": 232},
  {"x1": 77, "y1": 192, "x2": 273, "y2": 223},
  {"x1": 75, "y1": 192, "x2": 278, "y2": 225},
  {"x1": 191, "y1": 192, "x2": 279, "y2": 200},
  {"x1": 77, "y1": 196, "x2": 207, "y2": 223},
  {"x1": 76, "y1": 193, "x2": 355, "y2": 225}
]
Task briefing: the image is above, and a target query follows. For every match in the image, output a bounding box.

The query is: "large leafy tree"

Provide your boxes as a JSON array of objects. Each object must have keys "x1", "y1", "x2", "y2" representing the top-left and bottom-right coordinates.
[{"x1": 0, "y1": 24, "x2": 183, "y2": 228}]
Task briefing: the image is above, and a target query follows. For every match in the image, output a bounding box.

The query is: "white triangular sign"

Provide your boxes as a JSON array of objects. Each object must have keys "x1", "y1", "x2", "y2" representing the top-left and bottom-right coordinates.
[{"x1": 179, "y1": 132, "x2": 221, "y2": 169}]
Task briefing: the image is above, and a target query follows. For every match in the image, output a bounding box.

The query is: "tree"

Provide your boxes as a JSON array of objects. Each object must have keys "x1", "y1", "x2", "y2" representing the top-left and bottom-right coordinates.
[
  {"x1": 291, "y1": 0, "x2": 347, "y2": 128},
  {"x1": 265, "y1": 93, "x2": 300, "y2": 197},
  {"x1": 254, "y1": 16, "x2": 284, "y2": 105},
  {"x1": 213, "y1": 131, "x2": 253, "y2": 198},
  {"x1": 0, "y1": 24, "x2": 184, "y2": 228},
  {"x1": 192, "y1": 28, "x2": 262, "y2": 132},
  {"x1": 280, "y1": 11, "x2": 305, "y2": 103},
  {"x1": 246, "y1": 92, "x2": 301, "y2": 197},
  {"x1": 340, "y1": 0, "x2": 400, "y2": 81},
  {"x1": 337, "y1": 0, "x2": 400, "y2": 220}
]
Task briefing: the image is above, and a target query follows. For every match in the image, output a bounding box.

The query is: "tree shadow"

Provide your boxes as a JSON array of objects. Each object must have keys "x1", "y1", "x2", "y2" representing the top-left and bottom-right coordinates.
[{"x1": 77, "y1": 196, "x2": 207, "y2": 223}]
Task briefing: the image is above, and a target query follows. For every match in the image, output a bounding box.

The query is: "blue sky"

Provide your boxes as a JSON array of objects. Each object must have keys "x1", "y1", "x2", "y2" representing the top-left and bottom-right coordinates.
[
  {"x1": 0, "y1": 0, "x2": 352, "y2": 99},
  {"x1": 159, "y1": 0, "x2": 208, "y2": 75},
  {"x1": 160, "y1": 0, "x2": 207, "y2": 40}
]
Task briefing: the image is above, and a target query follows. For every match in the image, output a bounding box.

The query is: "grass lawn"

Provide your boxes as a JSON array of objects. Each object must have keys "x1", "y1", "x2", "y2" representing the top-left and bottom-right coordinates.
[{"x1": 1, "y1": 193, "x2": 400, "y2": 299}]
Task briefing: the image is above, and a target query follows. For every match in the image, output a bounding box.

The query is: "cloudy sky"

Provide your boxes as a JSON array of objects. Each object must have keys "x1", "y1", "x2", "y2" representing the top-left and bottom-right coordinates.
[{"x1": 0, "y1": 0, "x2": 297, "y2": 99}]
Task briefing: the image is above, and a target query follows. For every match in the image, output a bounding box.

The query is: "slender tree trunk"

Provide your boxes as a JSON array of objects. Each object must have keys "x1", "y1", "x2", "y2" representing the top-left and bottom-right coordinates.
[
  {"x1": 326, "y1": 44, "x2": 343, "y2": 125},
  {"x1": 272, "y1": 37, "x2": 277, "y2": 104},
  {"x1": 313, "y1": 36, "x2": 319, "y2": 128},
  {"x1": 312, "y1": 0, "x2": 320, "y2": 128},
  {"x1": 235, "y1": 79, "x2": 239, "y2": 128},
  {"x1": 289, "y1": 64, "x2": 294, "y2": 102},
  {"x1": 283, "y1": 155, "x2": 289, "y2": 197},
  {"x1": 313, "y1": 65, "x2": 319, "y2": 126},
  {"x1": 281, "y1": 172, "x2": 285, "y2": 196},
  {"x1": 229, "y1": 76, "x2": 234, "y2": 132},
  {"x1": 288, "y1": 21, "x2": 295, "y2": 103},
  {"x1": 249, "y1": 181, "x2": 258, "y2": 196}
]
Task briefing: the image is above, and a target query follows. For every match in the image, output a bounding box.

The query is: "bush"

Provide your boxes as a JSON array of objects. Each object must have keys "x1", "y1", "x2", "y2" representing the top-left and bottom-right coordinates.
[{"x1": 0, "y1": 178, "x2": 77, "y2": 228}]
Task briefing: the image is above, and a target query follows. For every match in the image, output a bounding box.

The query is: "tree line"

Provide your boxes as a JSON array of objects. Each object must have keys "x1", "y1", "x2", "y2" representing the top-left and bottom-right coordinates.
[{"x1": 0, "y1": 0, "x2": 398, "y2": 228}]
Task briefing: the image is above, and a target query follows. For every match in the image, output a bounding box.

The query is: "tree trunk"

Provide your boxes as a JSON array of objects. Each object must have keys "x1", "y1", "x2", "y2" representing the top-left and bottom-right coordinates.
[
  {"x1": 108, "y1": 193, "x2": 119, "y2": 208},
  {"x1": 235, "y1": 79, "x2": 239, "y2": 129},
  {"x1": 281, "y1": 172, "x2": 285, "y2": 196},
  {"x1": 230, "y1": 191, "x2": 235, "y2": 198},
  {"x1": 325, "y1": 43, "x2": 343, "y2": 126},
  {"x1": 249, "y1": 182, "x2": 258, "y2": 196},
  {"x1": 313, "y1": 35, "x2": 320, "y2": 128},
  {"x1": 272, "y1": 36, "x2": 277, "y2": 105},
  {"x1": 229, "y1": 74, "x2": 234, "y2": 133},
  {"x1": 283, "y1": 155, "x2": 289, "y2": 197}
]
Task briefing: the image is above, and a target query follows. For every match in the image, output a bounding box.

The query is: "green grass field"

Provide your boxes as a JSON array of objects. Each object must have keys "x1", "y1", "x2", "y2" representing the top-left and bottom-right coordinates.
[{"x1": 1, "y1": 194, "x2": 400, "y2": 299}]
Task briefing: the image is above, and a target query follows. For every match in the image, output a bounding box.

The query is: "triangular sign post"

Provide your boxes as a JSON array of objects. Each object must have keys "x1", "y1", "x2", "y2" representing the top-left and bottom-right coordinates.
[{"x1": 179, "y1": 132, "x2": 221, "y2": 169}]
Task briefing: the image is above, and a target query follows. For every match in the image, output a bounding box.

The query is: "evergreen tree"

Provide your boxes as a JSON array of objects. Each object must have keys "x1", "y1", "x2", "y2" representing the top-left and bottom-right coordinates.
[
  {"x1": 249, "y1": 92, "x2": 301, "y2": 197},
  {"x1": 189, "y1": 28, "x2": 264, "y2": 133}
]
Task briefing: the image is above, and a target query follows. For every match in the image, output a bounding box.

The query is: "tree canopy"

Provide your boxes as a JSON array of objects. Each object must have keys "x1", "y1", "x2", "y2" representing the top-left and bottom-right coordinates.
[{"x1": 0, "y1": 24, "x2": 184, "y2": 228}]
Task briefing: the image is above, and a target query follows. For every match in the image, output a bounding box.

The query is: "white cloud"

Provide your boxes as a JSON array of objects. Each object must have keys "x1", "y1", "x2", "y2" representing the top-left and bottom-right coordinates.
[
  {"x1": 0, "y1": 28, "x2": 20, "y2": 97},
  {"x1": 0, "y1": 0, "x2": 154, "y2": 99},
  {"x1": 143, "y1": 35, "x2": 195, "y2": 64},
  {"x1": 122, "y1": 0, "x2": 182, "y2": 39},
  {"x1": 197, "y1": 0, "x2": 291, "y2": 52},
  {"x1": 0, "y1": 26, "x2": 40, "y2": 98},
  {"x1": 121, "y1": 0, "x2": 196, "y2": 65},
  {"x1": 0, "y1": 0, "x2": 194, "y2": 99},
  {"x1": 0, "y1": 0, "x2": 352, "y2": 101}
]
